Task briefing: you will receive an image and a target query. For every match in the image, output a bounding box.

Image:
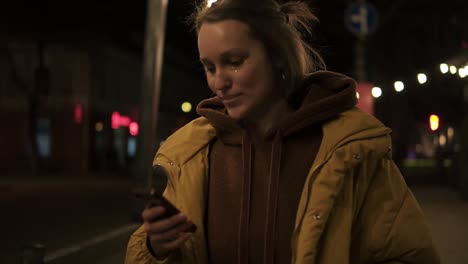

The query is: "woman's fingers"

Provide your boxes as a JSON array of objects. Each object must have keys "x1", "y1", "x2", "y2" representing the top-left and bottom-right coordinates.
[
  {"x1": 142, "y1": 205, "x2": 194, "y2": 254},
  {"x1": 145, "y1": 213, "x2": 187, "y2": 234},
  {"x1": 156, "y1": 233, "x2": 193, "y2": 251},
  {"x1": 141, "y1": 206, "x2": 166, "y2": 222},
  {"x1": 149, "y1": 221, "x2": 195, "y2": 243}
]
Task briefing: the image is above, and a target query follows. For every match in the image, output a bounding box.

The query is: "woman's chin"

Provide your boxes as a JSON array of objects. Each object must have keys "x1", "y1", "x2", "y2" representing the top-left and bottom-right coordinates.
[{"x1": 226, "y1": 107, "x2": 248, "y2": 121}]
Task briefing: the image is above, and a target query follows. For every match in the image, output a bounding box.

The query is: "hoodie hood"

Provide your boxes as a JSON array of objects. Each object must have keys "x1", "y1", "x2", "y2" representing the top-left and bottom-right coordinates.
[{"x1": 197, "y1": 70, "x2": 358, "y2": 143}]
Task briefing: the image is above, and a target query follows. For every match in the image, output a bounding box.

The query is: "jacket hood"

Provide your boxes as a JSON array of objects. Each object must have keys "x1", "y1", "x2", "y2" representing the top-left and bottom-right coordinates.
[{"x1": 196, "y1": 70, "x2": 358, "y2": 144}]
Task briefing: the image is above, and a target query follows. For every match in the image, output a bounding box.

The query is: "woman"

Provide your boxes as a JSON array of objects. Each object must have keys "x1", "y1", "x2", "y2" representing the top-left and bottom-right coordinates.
[{"x1": 126, "y1": 0, "x2": 440, "y2": 263}]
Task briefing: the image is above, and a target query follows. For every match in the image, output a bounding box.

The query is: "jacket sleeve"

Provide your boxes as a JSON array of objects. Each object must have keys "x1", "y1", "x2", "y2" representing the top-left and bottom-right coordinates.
[
  {"x1": 353, "y1": 157, "x2": 440, "y2": 264},
  {"x1": 125, "y1": 179, "x2": 184, "y2": 263},
  {"x1": 125, "y1": 225, "x2": 174, "y2": 264}
]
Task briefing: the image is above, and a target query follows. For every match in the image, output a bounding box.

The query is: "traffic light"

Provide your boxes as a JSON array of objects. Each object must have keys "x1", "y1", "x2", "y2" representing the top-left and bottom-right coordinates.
[{"x1": 429, "y1": 115, "x2": 439, "y2": 131}]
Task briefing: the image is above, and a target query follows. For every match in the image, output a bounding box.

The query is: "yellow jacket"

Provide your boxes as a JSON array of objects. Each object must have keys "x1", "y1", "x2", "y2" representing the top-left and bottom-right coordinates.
[{"x1": 126, "y1": 108, "x2": 440, "y2": 264}]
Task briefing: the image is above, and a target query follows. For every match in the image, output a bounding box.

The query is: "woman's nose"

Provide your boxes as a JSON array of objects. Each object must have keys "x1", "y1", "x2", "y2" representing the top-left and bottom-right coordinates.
[{"x1": 211, "y1": 70, "x2": 232, "y2": 92}]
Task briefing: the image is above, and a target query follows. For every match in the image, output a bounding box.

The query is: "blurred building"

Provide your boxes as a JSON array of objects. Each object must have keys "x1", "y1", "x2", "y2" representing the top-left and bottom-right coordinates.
[
  {"x1": 0, "y1": 39, "x2": 91, "y2": 173},
  {"x1": 0, "y1": 0, "x2": 208, "y2": 176}
]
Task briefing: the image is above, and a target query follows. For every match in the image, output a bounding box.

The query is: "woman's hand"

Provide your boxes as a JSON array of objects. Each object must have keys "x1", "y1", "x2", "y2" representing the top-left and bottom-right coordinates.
[{"x1": 142, "y1": 206, "x2": 194, "y2": 260}]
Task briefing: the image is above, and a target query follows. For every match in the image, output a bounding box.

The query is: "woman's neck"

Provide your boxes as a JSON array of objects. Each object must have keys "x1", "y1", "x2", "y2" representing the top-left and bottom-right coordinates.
[{"x1": 243, "y1": 98, "x2": 293, "y2": 139}]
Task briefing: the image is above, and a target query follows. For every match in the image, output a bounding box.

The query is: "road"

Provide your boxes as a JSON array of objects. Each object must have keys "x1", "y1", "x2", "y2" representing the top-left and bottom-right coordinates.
[
  {"x1": 1, "y1": 174, "x2": 467, "y2": 263},
  {"x1": 0, "y1": 173, "x2": 139, "y2": 264}
]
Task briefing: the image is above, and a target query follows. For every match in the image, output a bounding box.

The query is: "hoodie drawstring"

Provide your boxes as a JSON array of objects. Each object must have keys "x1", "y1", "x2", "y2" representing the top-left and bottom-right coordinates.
[
  {"x1": 263, "y1": 131, "x2": 283, "y2": 264},
  {"x1": 239, "y1": 131, "x2": 252, "y2": 264}
]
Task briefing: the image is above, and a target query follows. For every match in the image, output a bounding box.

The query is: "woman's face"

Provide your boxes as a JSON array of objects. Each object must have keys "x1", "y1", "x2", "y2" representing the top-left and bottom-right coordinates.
[{"x1": 198, "y1": 19, "x2": 279, "y2": 121}]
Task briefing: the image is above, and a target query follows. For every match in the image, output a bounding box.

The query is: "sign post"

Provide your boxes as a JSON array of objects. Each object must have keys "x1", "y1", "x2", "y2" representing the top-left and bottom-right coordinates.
[
  {"x1": 345, "y1": 1, "x2": 379, "y2": 114},
  {"x1": 345, "y1": 1, "x2": 379, "y2": 38}
]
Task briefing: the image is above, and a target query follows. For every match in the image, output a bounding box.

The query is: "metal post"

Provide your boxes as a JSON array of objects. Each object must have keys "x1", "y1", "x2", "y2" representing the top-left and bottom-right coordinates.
[
  {"x1": 136, "y1": 0, "x2": 169, "y2": 187},
  {"x1": 460, "y1": 85, "x2": 468, "y2": 200},
  {"x1": 355, "y1": 36, "x2": 367, "y2": 82}
]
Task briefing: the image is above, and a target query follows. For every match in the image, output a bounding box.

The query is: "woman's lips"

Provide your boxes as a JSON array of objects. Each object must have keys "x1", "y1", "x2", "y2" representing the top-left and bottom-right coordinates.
[{"x1": 220, "y1": 94, "x2": 242, "y2": 105}]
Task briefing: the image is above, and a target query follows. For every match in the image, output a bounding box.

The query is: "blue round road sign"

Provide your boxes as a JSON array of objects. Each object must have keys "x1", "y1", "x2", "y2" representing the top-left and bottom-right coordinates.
[{"x1": 345, "y1": 2, "x2": 379, "y2": 36}]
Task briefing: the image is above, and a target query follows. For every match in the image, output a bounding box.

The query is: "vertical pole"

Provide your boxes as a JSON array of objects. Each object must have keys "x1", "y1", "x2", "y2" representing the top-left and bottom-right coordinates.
[
  {"x1": 355, "y1": 36, "x2": 367, "y2": 82},
  {"x1": 460, "y1": 85, "x2": 468, "y2": 200},
  {"x1": 136, "y1": 0, "x2": 169, "y2": 187}
]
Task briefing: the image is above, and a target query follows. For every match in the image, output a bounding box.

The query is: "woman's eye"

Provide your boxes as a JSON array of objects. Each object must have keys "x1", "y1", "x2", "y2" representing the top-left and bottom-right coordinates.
[
  {"x1": 229, "y1": 59, "x2": 243, "y2": 68},
  {"x1": 204, "y1": 66, "x2": 215, "y2": 73}
]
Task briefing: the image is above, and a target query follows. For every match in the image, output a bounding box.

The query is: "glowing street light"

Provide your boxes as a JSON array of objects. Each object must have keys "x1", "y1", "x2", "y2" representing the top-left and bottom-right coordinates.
[
  {"x1": 394, "y1": 81, "x2": 405, "y2": 92},
  {"x1": 449, "y1": 65, "x2": 457, "y2": 74},
  {"x1": 459, "y1": 67, "x2": 467, "y2": 78},
  {"x1": 181, "y1": 102, "x2": 193, "y2": 113},
  {"x1": 440, "y1": 63, "x2": 449, "y2": 74},
  {"x1": 371, "y1": 87, "x2": 382, "y2": 98},
  {"x1": 417, "y1": 73, "x2": 427, "y2": 84}
]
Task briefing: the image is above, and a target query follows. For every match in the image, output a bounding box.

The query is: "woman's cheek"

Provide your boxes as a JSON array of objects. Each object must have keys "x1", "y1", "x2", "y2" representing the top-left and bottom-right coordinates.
[
  {"x1": 235, "y1": 67, "x2": 257, "y2": 90},
  {"x1": 207, "y1": 78, "x2": 215, "y2": 93}
]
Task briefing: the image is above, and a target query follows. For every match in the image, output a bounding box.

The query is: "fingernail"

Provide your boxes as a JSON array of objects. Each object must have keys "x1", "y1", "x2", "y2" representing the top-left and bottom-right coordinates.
[{"x1": 179, "y1": 214, "x2": 187, "y2": 221}]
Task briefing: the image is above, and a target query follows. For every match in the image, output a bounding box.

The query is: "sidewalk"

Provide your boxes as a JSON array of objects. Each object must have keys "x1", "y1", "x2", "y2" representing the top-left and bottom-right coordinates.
[
  {"x1": 411, "y1": 185, "x2": 468, "y2": 264},
  {"x1": 44, "y1": 223, "x2": 138, "y2": 264}
]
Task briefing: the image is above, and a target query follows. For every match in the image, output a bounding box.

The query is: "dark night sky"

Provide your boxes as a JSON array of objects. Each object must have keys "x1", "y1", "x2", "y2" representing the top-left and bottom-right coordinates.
[
  {"x1": 2, "y1": 0, "x2": 467, "y2": 123},
  {"x1": 163, "y1": 0, "x2": 467, "y2": 87},
  {"x1": 3, "y1": 0, "x2": 465, "y2": 75}
]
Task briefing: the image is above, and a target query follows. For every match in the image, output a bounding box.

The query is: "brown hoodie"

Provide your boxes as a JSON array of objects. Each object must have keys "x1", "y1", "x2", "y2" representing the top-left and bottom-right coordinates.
[{"x1": 196, "y1": 71, "x2": 357, "y2": 264}]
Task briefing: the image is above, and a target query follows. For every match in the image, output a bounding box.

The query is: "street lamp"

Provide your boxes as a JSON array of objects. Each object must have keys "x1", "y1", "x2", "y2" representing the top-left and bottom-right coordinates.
[
  {"x1": 417, "y1": 73, "x2": 427, "y2": 84},
  {"x1": 181, "y1": 102, "x2": 193, "y2": 113},
  {"x1": 440, "y1": 63, "x2": 449, "y2": 74},
  {"x1": 449, "y1": 65, "x2": 457, "y2": 74},
  {"x1": 459, "y1": 68, "x2": 467, "y2": 78},
  {"x1": 371, "y1": 87, "x2": 382, "y2": 98},
  {"x1": 394, "y1": 81, "x2": 404, "y2": 92}
]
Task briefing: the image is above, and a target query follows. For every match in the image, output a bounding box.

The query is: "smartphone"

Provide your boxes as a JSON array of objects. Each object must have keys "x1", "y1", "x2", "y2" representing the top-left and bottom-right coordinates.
[{"x1": 138, "y1": 165, "x2": 197, "y2": 233}]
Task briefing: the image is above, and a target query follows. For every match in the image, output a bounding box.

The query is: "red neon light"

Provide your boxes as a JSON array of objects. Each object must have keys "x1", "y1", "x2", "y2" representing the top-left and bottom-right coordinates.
[
  {"x1": 74, "y1": 104, "x2": 83, "y2": 124},
  {"x1": 129, "y1": 122, "x2": 139, "y2": 136},
  {"x1": 356, "y1": 82, "x2": 374, "y2": 115},
  {"x1": 119, "y1": 116, "x2": 131, "y2": 127},
  {"x1": 112, "y1": 111, "x2": 134, "y2": 130},
  {"x1": 111, "y1": 112, "x2": 120, "y2": 129}
]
